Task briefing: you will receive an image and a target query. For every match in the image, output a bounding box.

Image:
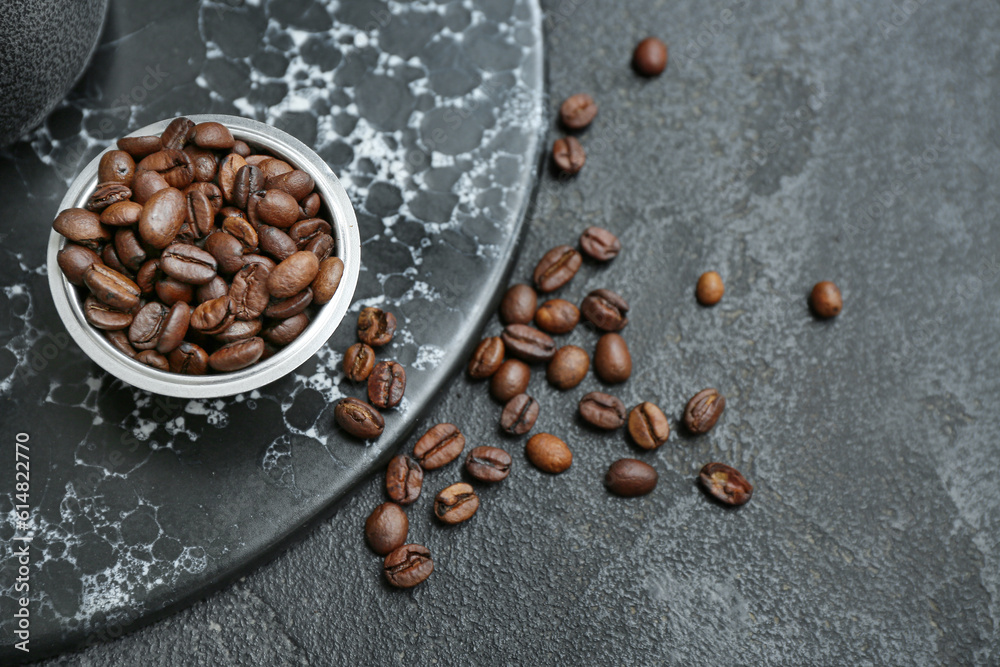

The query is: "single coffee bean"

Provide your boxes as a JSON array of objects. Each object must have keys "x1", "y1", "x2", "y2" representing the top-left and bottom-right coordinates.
[
  {"x1": 160, "y1": 243, "x2": 218, "y2": 285},
  {"x1": 289, "y1": 218, "x2": 331, "y2": 249},
  {"x1": 267, "y1": 169, "x2": 315, "y2": 201},
  {"x1": 136, "y1": 349, "x2": 170, "y2": 371},
  {"x1": 105, "y1": 329, "x2": 137, "y2": 359},
  {"x1": 560, "y1": 93, "x2": 598, "y2": 130},
  {"x1": 335, "y1": 397, "x2": 385, "y2": 439},
  {"x1": 196, "y1": 275, "x2": 228, "y2": 303},
  {"x1": 153, "y1": 302, "x2": 191, "y2": 354},
  {"x1": 413, "y1": 423, "x2": 465, "y2": 470},
  {"x1": 811, "y1": 281, "x2": 842, "y2": 318},
  {"x1": 534, "y1": 299, "x2": 579, "y2": 335},
  {"x1": 222, "y1": 216, "x2": 259, "y2": 253},
  {"x1": 204, "y1": 231, "x2": 246, "y2": 275},
  {"x1": 208, "y1": 336, "x2": 265, "y2": 372},
  {"x1": 168, "y1": 341, "x2": 209, "y2": 375},
  {"x1": 232, "y1": 140, "x2": 251, "y2": 157},
  {"x1": 467, "y1": 336, "x2": 504, "y2": 379},
  {"x1": 86, "y1": 182, "x2": 132, "y2": 212},
  {"x1": 191, "y1": 121, "x2": 235, "y2": 150},
  {"x1": 100, "y1": 200, "x2": 143, "y2": 227},
  {"x1": 357, "y1": 307, "x2": 397, "y2": 347},
  {"x1": 117, "y1": 134, "x2": 162, "y2": 159},
  {"x1": 633, "y1": 36, "x2": 668, "y2": 76},
  {"x1": 465, "y1": 446, "x2": 512, "y2": 482},
  {"x1": 229, "y1": 264, "x2": 270, "y2": 320},
  {"x1": 268, "y1": 250, "x2": 319, "y2": 299},
  {"x1": 593, "y1": 333, "x2": 632, "y2": 383},
  {"x1": 368, "y1": 360, "x2": 406, "y2": 409},
  {"x1": 383, "y1": 544, "x2": 433, "y2": 588},
  {"x1": 546, "y1": 345, "x2": 590, "y2": 390},
  {"x1": 52, "y1": 208, "x2": 111, "y2": 250},
  {"x1": 684, "y1": 388, "x2": 725, "y2": 434},
  {"x1": 57, "y1": 244, "x2": 102, "y2": 286},
  {"x1": 386, "y1": 454, "x2": 423, "y2": 505},
  {"x1": 128, "y1": 302, "x2": 169, "y2": 350},
  {"x1": 312, "y1": 257, "x2": 344, "y2": 305},
  {"x1": 138, "y1": 187, "x2": 186, "y2": 249},
  {"x1": 579, "y1": 392, "x2": 626, "y2": 430},
  {"x1": 218, "y1": 153, "x2": 248, "y2": 204},
  {"x1": 605, "y1": 459, "x2": 658, "y2": 497},
  {"x1": 100, "y1": 243, "x2": 132, "y2": 279},
  {"x1": 306, "y1": 233, "x2": 334, "y2": 261},
  {"x1": 215, "y1": 318, "x2": 262, "y2": 344},
  {"x1": 552, "y1": 137, "x2": 586, "y2": 175},
  {"x1": 136, "y1": 259, "x2": 160, "y2": 295},
  {"x1": 98, "y1": 150, "x2": 136, "y2": 186},
  {"x1": 490, "y1": 359, "x2": 530, "y2": 402},
  {"x1": 183, "y1": 145, "x2": 219, "y2": 183},
  {"x1": 343, "y1": 342, "x2": 376, "y2": 381},
  {"x1": 252, "y1": 189, "x2": 300, "y2": 228},
  {"x1": 112, "y1": 228, "x2": 146, "y2": 271},
  {"x1": 190, "y1": 296, "x2": 236, "y2": 335},
  {"x1": 300, "y1": 192, "x2": 322, "y2": 219},
  {"x1": 258, "y1": 225, "x2": 298, "y2": 262},
  {"x1": 434, "y1": 483, "x2": 479, "y2": 525},
  {"x1": 136, "y1": 149, "x2": 193, "y2": 189},
  {"x1": 84, "y1": 264, "x2": 140, "y2": 312},
  {"x1": 525, "y1": 433, "x2": 572, "y2": 474},
  {"x1": 131, "y1": 169, "x2": 170, "y2": 205},
  {"x1": 696, "y1": 271, "x2": 724, "y2": 306},
  {"x1": 261, "y1": 311, "x2": 309, "y2": 346},
  {"x1": 500, "y1": 393, "x2": 539, "y2": 435},
  {"x1": 628, "y1": 402, "x2": 670, "y2": 450},
  {"x1": 257, "y1": 158, "x2": 293, "y2": 180},
  {"x1": 579, "y1": 226, "x2": 621, "y2": 262},
  {"x1": 84, "y1": 296, "x2": 132, "y2": 330},
  {"x1": 264, "y1": 288, "x2": 312, "y2": 319},
  {"x1": 699, "y1": 462, "x2": 753, "y2": 506},
  {"x1": 501, "y1": 324, "x2": 555, "y2": 364},
  {"x1": 581, "y1": 289, "x2": 629, "y2": 332},
  {"x1": 232, "y1": 164, "x2": 265, "y2": 211},
  {"x1": 161, "y1": 117, "x2": 194, "y2": 150},
  {"x1": 155, "y1": 275, "x2": 194, "y2": 306},
  {"x1": 365, "y1": 502, "x2": 409, "y2": 556},
  {"x1": 499, "y1": 283, "x2": 537, "y2": 324},
  {"x1": 533, "y1": 245, "x2": 582, "y2": 293}
]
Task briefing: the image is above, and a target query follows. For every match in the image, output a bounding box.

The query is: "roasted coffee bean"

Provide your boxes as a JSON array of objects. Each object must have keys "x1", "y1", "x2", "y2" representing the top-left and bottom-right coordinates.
[
  {"x1": 552, "y1": 137, "x2": 586, "y2": 175},
  {"x1": 500, "y1": 393, "x2": 539, "y2": 435},
  {"x1": 241, "y1": 254, "x2": 276, "y2": 273},
  {"x1": 98, "y1": 150, "x2": 136, "y2": 186},
  {"x1": 136, "y1": 259, "x2": 160, "y2": 295},
  {"x1": 258, "y1": 225, "x2": 298, "y2": 262},
  {"x1": 343, "y1": 342, "x2": 376, "y2": 382},
  {"x1": 191, "y1": 296, "x2": 236, "y2": 335},
  {"x1": 383, "y1": 544, "x2": 433, "y2": 588},
  {"x1": 434, "y1": 483, "x2": 479, "y2": 525},
  {"x1": 684, "y1": 388, "x2": 725, "y2": 434},
  {"x1": 86, "y1": 182, "x2": 132, "y2": 212},
  {"x1": 413, "y1": 423, "x2": 465, "y2": 470},
  {"x1": 100, "y1": 200, "x2": 143, "y2": 227},
  {"x1": 100, "y1": 244, "x2": 132, "y2": 278},
  {"x1": 633, "y1": 36, "x2": 668, "y2": 76},
  {"x1": 129, "y1": 302, "x2": 169, "y2": 350},
  {"x1": 208, "y1": 336, "x2": 265, "y2": 372},
  {"x1": 168, "y1": 341, "x2": 209, "y2": 375},
  {"x1": 534, "y1": 299, "x2": 579, "y2": 335},
  {"x1": 386, "y1": 454, "x2": 423, "y2": 505},
  {"x1": 137, "y1": 149, "x2": 193, "y2": 189},
  {"x1": 490, "y1": 359, "x2": 530, "y2": 402},
  {"x1": 161, "y1": 117, "x2": 195, "y2": 150},
  {"x1": 365, "y1": 502, "x2": 409, "y2": 555},
  {"x1": 53, "y1": 208, "x2": 111, "y2": 250},
  {"x1": 267, "y1": 169, "x2": 314, "y2": 201},
  {"x1": 232, "y1": 140, "x2": 251, "y2": 157},
  {"x1": 258, "y1": 157, "x2": 293, "y2": 180},
  {"x1": 105, "y1": 329, "x2": 137, "y2": 359},
  {"x1": 84, "y1": 264, "x2": 140, "y2": 312},
  {"x1": 261, "y1": 311, "x2": 309, "y2": 346},
  {"x1": 312, "y1": 257, "x2": 344, "y2": 305},
  {"x1": 525, "y1": 433, "x2": 572, "y2": 474},
  {"x1": 628, "y1": 402, "x2": 670, "y2": 450},
  {"x1": 546, "y1": 345, "x2": 589, "y2": 390},
  {"x1": 811, "y1": 281, "x2": 842, "y2": 318},
  {"x1": 501, "y1": 324, "x2": 555, "y2": 364},
  {"x1": 499, "y1": 283, "x2": 537, "y2": 324},
  {"x1": 155, "y1": 275, "x2": 194, "y2": 306},
  {"x1": 131, "y1": 169, "x2": 170, "y2": 205},
  {"x1": 229, "y1": 264, "x2": 270, "y2": 320},
  {"x1": 581, "y1": 289, "x2": 629, "y2": 332},
  {"x1": 358, "y1": 307, "x2": 396, "y2": 347},
  {"x1": 232, "y1": 164, "x2": 265, "y2": 211},
  {"x1": 699, "y1": 462, "x2": 753, "y2": 506},
  {"x1": 196, "y1": 275, "x2": 228, "y2": 303},
  {"x1": 136, "y1": 349, "x2": 170, "y2": 371},
  {"x1": 305, "y1": 232, "x2": 334, "y2": 261},
  {"x1": 214, "y1": 318, "x2": 263, "y2": 344},
  {"x1": 579, "y1": 392, "x2": 626, "y2": 430},
  {"x1": 117, "y1": 134, "x2": 162, "y2": 159},
  {"x1": 186, "y1": 181, "x2": 223, "y2": 212},
  {"x1": 265, "y1": 288, "x2": 312, "y2": 319},
  {"x1": 138, "y1": 187, "x2": 185, "y2": 249},
  {"x1": 289, "y1": 218, "x2": 331, "y2": 249},
  {"x1": 57, "y1": 244, "x2": 102, "y2": 286},
  {"x1": 252, "y1": 189, "x2": 300, "y2": 228},
  {"x1": 533, "y1": 245, "x2": 582, "y2": 292},
  {"x1": 268, "y1": 250, "x2": 319, "y2": 299},
  {"x1": 579, "y1": 226, "x2": 621, "y2": 262},
  {"x1": 245, "y1": 154, "x2": 272, "y2": 168},
  {"x1": 300, "y1": 192, "x2": 322, "y2": 219},
  {"x1": 161, "y1": 243, "x2": 218, "y2": 285},
  {"x1": 191, "y1": 121, "x2": 234, "y2": 150},
  {"x1": 205, "y1": 231, "x2": 246, "y2": 274},
  {"x1": 465, "y1": 446, "x2": 512, "y2": 482},
  {"x1": 218, "y1": 153, "x2": 247, "y2": 203},
  {"x1": 156, "y1": 302, "x2": 191, "y2": 354},
  {"x1": 222, "y1": 216, "x2": 258, "y2": 253},
  {"x1": 84, "y1": 296, "x2": 132, "y2": 330},
  {"x1": 696, "y1": 271, "x2": 724, "y2": 306},
  {"x1": 183, "y1": 145, "x2": 219, "y2": 183},
  {"x1": 560, "y1": 93, "x2": 598, "y2": 130},
  {"x1": 467, "y1": 336, "x2": 504, "y2": 379},
  {"x1": 605, "y1": 459, "x2": 658, "y2": 497},
  {"x1": 368, "y1": 360, "x2": 406, "y2": 409},
  {"x1": 593, "y1": 333, "x2": 631, "y2": 383},
  {"x1": 334, "y1": 397, "x2": 385, "y2": 439}
]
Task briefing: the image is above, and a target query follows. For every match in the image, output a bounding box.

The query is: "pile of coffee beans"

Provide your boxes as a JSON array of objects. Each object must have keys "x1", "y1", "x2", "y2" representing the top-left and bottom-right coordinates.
[{"x1": 52, "y1": 116, "x2": 345, "y2": 374}]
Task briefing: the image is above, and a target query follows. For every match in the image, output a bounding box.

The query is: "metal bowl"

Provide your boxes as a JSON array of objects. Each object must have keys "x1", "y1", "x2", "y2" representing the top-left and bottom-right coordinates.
[{"x1": 46, "y1": 114, "x2": 360, "y2": 398}]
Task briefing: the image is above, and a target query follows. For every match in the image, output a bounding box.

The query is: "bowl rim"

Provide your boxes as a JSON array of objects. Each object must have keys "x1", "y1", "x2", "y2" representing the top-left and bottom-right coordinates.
[{"x1": 46, "y1": 114, "x2": 361, "y2": 398}]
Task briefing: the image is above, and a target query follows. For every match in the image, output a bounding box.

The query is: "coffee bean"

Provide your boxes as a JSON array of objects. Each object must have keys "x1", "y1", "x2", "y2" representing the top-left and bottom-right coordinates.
[
  {"x1": 191, "y1": 121, "x2": 235, "y2": 150},
  {"x1": 534, "y1": 299, "x2": 579, "y2": 335},
  {"x1": 57, "y1": 244, "x2": 102, "y2": 286},
  {"x1": 218, "y1": 153, "x2": 248, "y2": 204},
  {"x1": 368, "y1": 360, "x2": 406, "y2": 409},
  {"x1": 499, "y1": 283, "x2": 538, "y2": 324},
  {"x1": 627, "y1": 402, "x2": 670, "y2": 450},
  {"x1": 137, "y1": 150, "x2": 194, "y2": 189},
  {"x1": 258, "y1": 225, "x2": 298, "y2": 262},
  {"x1": 268, "y1": 250, "x2": 319, "y2": 299},
  {"x1": 168, "y1": 342, "x2": 209, "y2": 374},
  {"x1": 467, "y1": 336, "x2": 504, "y2": 379},
  {"x1": 343, "y1": 342, "x2": 376, "y2": 382},
  {"x1": 581, "y1": 289, "x2": 629, "y2": 331},
  {"x1": 100, "y1": 244, "x2": 132, "y2": 279},
  {"x1": 232, "y1": 164, "x2": 265, "y2": 211},
  {"x1": 138, "y1": 187, "x2": 185, "y2": 249},
  {"x1": 222, "y1": 216, "x2": 259, "y2": 253},
  {"x1": 386, "y1": 454, "x2": 423, "y2": 505},
  {"x1": 552, "y1": 136, "x2": 586, "y2": 175},
  {"x1": 105, "y1": 329, "x2": 137, "y2": 359},
  {"x1": 289, "y1": 218, "x2": 331, "y2": 249},
  {"x1": 53, "y1": 208, "x2": 111, "y2": 251},
  {"x1": 811, "y1": 281, "x2": 842, "y2": 318},
  {"x1": 579, "y1": 392, "x2": 626, "y2": 430},
  {"x1": 131, "y1": 170, "x2": 169, "y2": 205},
  {"x1": 160, "y1": 243, "x2": 218, "y2": 285},
  {"x1": 683, "y1": 388, "x2": 725, "y2": 434},
  {"x1": 117, "y1": 134, "x2": 162, "y2": 159},
  {"x1": 232, "y1": 140, "x2": 251, "y2": 157},
  {"x1": 501, "y1": 324, "x2": 555, "y2": 364},
  {"x1": 696, "y1": 271, "x2": 724, "y2": 306},
  {"x1": 533, "y1": 245, "x2": 582, "y2": 292},
  {"x1": 101, "y1": 200, "x2": 143, "y2": 227},
  {"x1": 336, "y1": 397, "x2": 385, "y2": 439},
  {"x1": 413, "y1": 423, "x2": 465, "y2": 470},
  {"x1": 465, "y1": 446, "x2": 512, "y2": 482},
  {"x1": 161, "y1": 117, "x2": 194, "y2": 150},
  {"x1": 214, "y1": 318, "x2": 262, "y2": 344},
  {"x1": 261, "y1": 311, "x2": 309, "y2": 346},
  {"x1": 525, "y1": 433, "x2": 572, "y2": 474},
  {"x1": 84, "y1": 296, "x2": 132, "y2": 330},
  {"x1": 579, "y1": 226, "x2": 621, "y2": 261},
  {"x1": 267, "y1": 169, "x2": 315, "y2": 201},
  {"x1": 593, "y1": 333, "x2": 631, "y2": 383},
  {"x1": 208, "y1": 337, "x2": 264, "y2": 372},
  {"x1": 195, "y1": 276, "x2": 228, "y2": 303},
  {"x1": 357, "y1": 307, "x2": 397, "y2": 347},
  {"x1": 490, "y1": 359, "x2": 530, "y2": 402},
  {"x1": 300, "y1": 192, "x2": 322, "y2": 219},
  {"x1": 560, "y1": 93, "x2": 598, "y2": 130},
  {"x1": 136, "y1": 349, "x2": 170, "y2": 371},
  {"x1": 229, "y1": 264, "x2": 270, "y2": 320},
  {"x1": 184, "y1": 146, "x2": 219, "y2": 183},
  {"x1": 500, "y1": 393, "x2": 539, "y2": 435},
  {"x1": 87, "y1": 182, "x2": 132, "y2": 212},
  {"x1": 155, "y1": 275, "x2": 194, "y2": 306},
  {"x1": 190, "y1": 296, "x2": 236, "y2": 335},
  {"x1": 546, "y1": 345, "x2": 590, "y2": 390},
  {"x1": 699, "y1": 462, "x2": 753, "y2": 506},
  {"x1": 156, "y1": 302, "x2": 191, "y2": 354},
  {"x1": 633, "y1": 37, "x2": 668, "y2": 76},
  {"x1": 434, "y1": 483, "x2": 479, "y2": 525},
  {"x1": 129, "y1": 302, "x2": 169, "y2": 350},
  {"x1": 312, "y1": 257, "x2": 344, "y2": 305},
  {"x1": 264, "y1": 288, "x2": 312, "y2": 319},
  {"x1": 383, "y1": 544, "x2": 433, "y2": 588},
  {"x1": 258, "y1": 158, "x2": 294, "y2": 180},
  {"x1": 365, "y1": 502, "x2": 409, "y2": 555},
  {"x1": 605, "y1": 459, "x2": 658, "y2": 497},
  {"x1": 252, "y1": 189, "x2": 300, "y2": 228},
  {"x1": 84, "y1": 264, "x2": 141, "y2": 312},
  {"x1": 98, "y1": 150, "x2": 136, "y2": 186}
]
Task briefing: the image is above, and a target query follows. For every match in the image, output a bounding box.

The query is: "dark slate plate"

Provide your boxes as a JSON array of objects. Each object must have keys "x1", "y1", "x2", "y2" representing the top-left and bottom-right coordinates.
[{"x1": 0, "y1": 0, "x2": 543, "y2": 659}]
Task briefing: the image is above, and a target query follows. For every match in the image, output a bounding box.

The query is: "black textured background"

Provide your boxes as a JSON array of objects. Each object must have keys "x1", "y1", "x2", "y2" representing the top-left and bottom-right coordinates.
[{"x1": 34, "y1": 0, "x2": 1000, "y2": 664}]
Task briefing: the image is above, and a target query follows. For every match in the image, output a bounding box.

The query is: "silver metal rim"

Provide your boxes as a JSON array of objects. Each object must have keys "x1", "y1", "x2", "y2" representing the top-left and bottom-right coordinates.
[{"x1": 46, "y1": 114, "x2": 361, "y2": 398}]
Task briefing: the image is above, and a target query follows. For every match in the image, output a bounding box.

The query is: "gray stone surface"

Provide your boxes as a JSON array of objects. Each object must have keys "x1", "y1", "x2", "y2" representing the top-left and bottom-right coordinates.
[{"x1": 36, "y1": 0, "x2": 1000, "y2": 663}]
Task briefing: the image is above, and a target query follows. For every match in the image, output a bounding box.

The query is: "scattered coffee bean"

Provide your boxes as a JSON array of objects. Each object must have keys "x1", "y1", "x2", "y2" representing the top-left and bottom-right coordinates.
[
  {"x1": 579, "y1": 392, "x2": 626, "y2": 430},
  {"x1": 368, "y1": 360, "x2": 406, "y2": 409},
  {"x1": 343, "y1": 342, "x2": 376, "y2": 382},
  {"x1": 500, "y1": 393, "x2": 540, "y2": 435},
  {"x1": 335, "y1": 397, "x2": 385, "y2": 439},
  {"x1": 699, "y1": 462, "x2": 753, "y2": 506},
  {"x1": 413, "y1": 423, "x2": 465, "y2": 470},
  {"x1": 502, "y1": 324, "x2": 556, "y2": 364},
  {"x1": 434, "y1": 482, "x2": 479, "y2": 525},
  {"x1": 605, "y1": 459, "x2": 658, "y2": 497},
  {"x1": 533, "y1": 245, "x2": 582, "y2": 292},
  {"x1": 546, "y1": 345, "x2": 590, "y2": 390},
  {"x1": 365, "y1": 502, "x2": 409, "y2": 555},
  {"x1": 357, "y1": 307, "x2": 397, "y2": 347},
  {"x1": 696, "y1": 271, "x2": 724, "y2": 306},
  {"x1": 579, "y1": 226, "x2": 621, "y2": 261},
  {"x1": 386, "y1": 454, "x2": 423, "y2": 505},
  {"x1": 559, "y1": 93, "x2": 598, "y2": 130},
  {"x1": 811, "y1": 281, "x2": 842, "y2": 318},
  {"x1": 465, "y1": 446, "x2": 512, "y2": 482},
  {"x1": 683, "y1": 388, "x2": 725, "y2": 434},
  {"x1": 525, "y1": 433, "x2": 572, "y2": 474},
  {"x1": 490, "y1": 359, "x2": 531, "y2": 402},
  {"x1": 499, "y1": 283, "x2": 538, "y2": 325},
  {"x1": 633, "y1": 36, "x2": 668, "y2": 76},
  {"x1": 581, "y1": 289, "x2": 629, "y2": 331},
  {"x1": 627, "y1": 402, "x2": 670, "y2": 450},
  {"x1": 384, "y1": 544, "x2": 434, "y2": 588},
  {"x1": 593, "y1": 333, "x2": 632, "y2": 383},
  {"x1": 552, "y1": 136, "x2": 586, "y2": 175},
  {"x1": 534, "y1": 298, "x2": 579, "y2": 335},
  {"x1": 467, "y1": 336, "x2": 505, "y2": 379}
]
